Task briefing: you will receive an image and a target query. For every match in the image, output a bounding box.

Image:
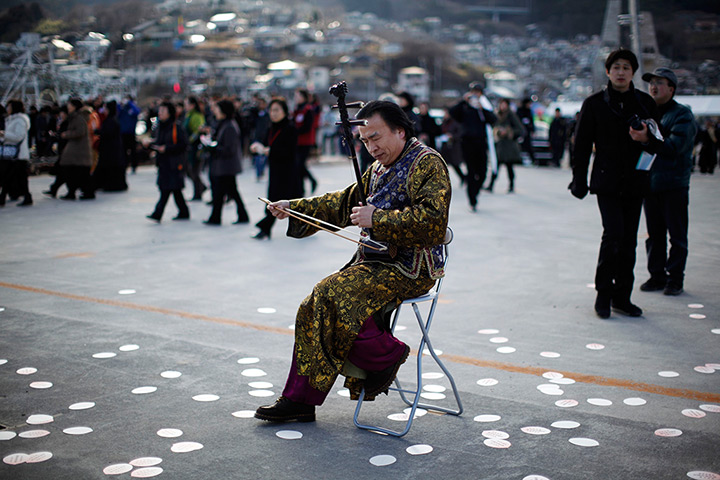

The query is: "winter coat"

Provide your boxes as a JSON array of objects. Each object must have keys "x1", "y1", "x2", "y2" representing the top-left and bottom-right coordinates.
[
  {"x1": 572, "y1": 82, "x2": 660, "y2": 196},
  {"x1": 118, "y1": 100, "x2": 141, "y2": 135},
  {"x1": 1, "y1": 113, "x2": 31, "y2": 160},
  {"x1": 266, "y1": 118, "x2": 302, "y2": 201},
  {"x1": 449, "y1": 100, "x2": 497, "y2": 140},
  {"x1": 61, "y1": 109, "x2": 92, "y2": 167},
  {"x1": 153, "y1": 119, "x2": 187, "y2": 191},
  {"x1": 646, "y1": 99, "x2": 698, "y2": 192},
  {"x1": 493, "y1": 109, "x2": 524, "y2": 165},
  {"x1": 208, "y1": 118, "x2": 242, "y2": 178}
]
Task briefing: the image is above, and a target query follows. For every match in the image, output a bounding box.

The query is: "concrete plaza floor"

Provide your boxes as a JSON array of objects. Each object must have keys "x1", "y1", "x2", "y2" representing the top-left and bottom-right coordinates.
[{"x1": 1, "y1": 158, "x2": 719, "y2": 479}]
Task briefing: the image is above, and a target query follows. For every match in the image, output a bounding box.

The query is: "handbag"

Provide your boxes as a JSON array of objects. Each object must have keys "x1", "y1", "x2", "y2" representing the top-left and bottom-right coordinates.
[{"x1": 0, "y1": 143, "x2": 20, "y2": 160}]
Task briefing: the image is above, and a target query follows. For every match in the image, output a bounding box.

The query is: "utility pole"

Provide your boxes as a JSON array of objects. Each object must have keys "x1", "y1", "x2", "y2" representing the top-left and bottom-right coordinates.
[{"x1": 628, "y1": 0, "x2": 643, "y2": 81}]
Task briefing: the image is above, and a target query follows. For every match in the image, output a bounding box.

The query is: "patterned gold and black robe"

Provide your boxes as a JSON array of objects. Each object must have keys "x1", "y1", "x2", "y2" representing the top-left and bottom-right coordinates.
[{"x1": 286, "y1": 138, "x2": 451, "y2": 394}]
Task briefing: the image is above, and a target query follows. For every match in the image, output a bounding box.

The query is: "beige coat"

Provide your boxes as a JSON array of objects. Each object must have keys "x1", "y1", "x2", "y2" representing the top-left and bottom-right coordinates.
[{"x1": 60, "y1": 108, "x2": 92, "y2": 167}]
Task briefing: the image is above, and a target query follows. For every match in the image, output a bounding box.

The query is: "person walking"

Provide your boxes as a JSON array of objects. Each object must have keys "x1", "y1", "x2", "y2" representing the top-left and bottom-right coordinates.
[
  {"x1": 0, "y1": 99, "x2": 32, "y2": 207},
  {"x1": 204, "y1": 99, "x2": 249, "y2": 226},
  {"x1": 251, "y1": 98, "x2": 302, "y2": 240},
  {"x1": 569, "y1": 48, "x2": 660, "y2": 319},
  {"x1": 292, "y1": 88, "x2": 318, "y2": 195},
  {"x1": 630, "y1": 68, "x2": 698, "y2": 296},
  {"x1": 697, "y1": 119, "x2": 717, "y2": 174},
  {"x1": 92, "y1": 100, "x2": 127, "y2": 192},
  {"x1": 145, "y1": 102, "x2": 189, "y2": 222},
  {"x1": 118, "y1": 95, "x2": 140, "y2": 175},
  {"x1": 516, "y1": 98, "x2": 536, "y2": 165},
  {"x1": 183, "y1": 96, "x2": 208, "y2": 201},
  {"x1": 58, "y1": 99, "x2": 93, "y2": 201},
  {"x1": 549, "y1": 108, "x2": 568, "y2": 167},
  {"x1": 487, "y1": 98, "x2": 524, "y2": 193}
]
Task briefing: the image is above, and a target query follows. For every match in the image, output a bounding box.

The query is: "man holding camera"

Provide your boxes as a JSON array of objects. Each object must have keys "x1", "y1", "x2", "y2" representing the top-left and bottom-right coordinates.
[
  {"x1": 629, "y1": 68, "x2": 697, "y2": 296},
  {"x1": 569, "y1": 48, "x2": 660, "y2": 319}
]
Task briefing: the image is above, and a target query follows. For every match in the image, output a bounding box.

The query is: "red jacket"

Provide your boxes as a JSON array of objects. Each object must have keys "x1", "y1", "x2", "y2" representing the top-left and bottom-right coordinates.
[{"x1": 293, "y1": 103, "x2": 316, "y2": 147}]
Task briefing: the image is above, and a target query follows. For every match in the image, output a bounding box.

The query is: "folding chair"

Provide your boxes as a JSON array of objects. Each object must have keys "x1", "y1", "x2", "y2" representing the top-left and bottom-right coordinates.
[{"x1": 353, "y1": 228, "x2": 463, "y2": 436}]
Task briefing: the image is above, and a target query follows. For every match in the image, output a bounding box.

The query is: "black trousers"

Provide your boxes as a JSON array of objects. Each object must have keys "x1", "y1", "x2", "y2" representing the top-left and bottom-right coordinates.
[
  {"x1": 643, "y1": 187, "x2": 689, "y2": 286},
  {"x1": 208, "y1": 175, "x2": 249, "y2": 223},
  {"x1": 461, "y1": 136, "x2": 488, "y2": 208},
  {"x1": 65, "y1": 165, "x2": 93, "y2": 197},
  {"x1": 122, "y1": 133, "x2": 138, "y2": 172},
  {"x1": 0, "y1": 160, "x2": 30, "y2": 200},
  {"x1": 152, "y1": 189, "x2": 189, "y2": 219},
  {"x1": 595, "y1": 193, "x2": 644, "y2": 300},
  {"x1": 296, "y1": 145, "x2": 317, "y2": 195}
]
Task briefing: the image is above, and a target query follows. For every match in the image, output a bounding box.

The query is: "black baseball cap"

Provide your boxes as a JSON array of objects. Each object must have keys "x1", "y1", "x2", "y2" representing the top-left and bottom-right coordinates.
[{"x1": 642, "y1": 67, "x2": 678, "y2": 88}]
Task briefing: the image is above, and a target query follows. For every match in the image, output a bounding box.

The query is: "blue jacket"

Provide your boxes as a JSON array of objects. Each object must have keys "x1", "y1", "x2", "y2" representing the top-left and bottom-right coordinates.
[
  {"x1": 647, "y1": 99, "x2": 697, "y2": 192},
  {"x1": 118, "y1": 100, "x2": 141, "y2": 135}
]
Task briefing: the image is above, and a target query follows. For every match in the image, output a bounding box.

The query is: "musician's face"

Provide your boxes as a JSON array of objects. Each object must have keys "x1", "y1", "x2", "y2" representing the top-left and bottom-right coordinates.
[{"x1": 358, "y1": 114, "x2": 407, "y2": 167}]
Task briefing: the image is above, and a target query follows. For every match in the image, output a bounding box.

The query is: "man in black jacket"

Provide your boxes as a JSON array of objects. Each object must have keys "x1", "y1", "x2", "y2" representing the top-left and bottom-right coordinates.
[
  {"x1": 449, "y1": 82, "x2": 496, "y2": 212},
  {"x1": 569, "y1": 48, "x2": 660, "y2": 319},
  {"x1": 629, "y1": 68, "x2": 697, "y2": 296}
]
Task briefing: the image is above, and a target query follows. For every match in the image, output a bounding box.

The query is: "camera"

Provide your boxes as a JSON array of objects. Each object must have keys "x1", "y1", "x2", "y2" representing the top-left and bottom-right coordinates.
[{"x1": 628, "y1": 114, "x2": 644, "y2": 130}]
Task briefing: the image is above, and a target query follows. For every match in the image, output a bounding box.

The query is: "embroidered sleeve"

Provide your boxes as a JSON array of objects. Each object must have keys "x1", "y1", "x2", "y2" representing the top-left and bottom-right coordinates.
[
  {"x1": 371, "y1": 153, "x2": 450, "y2": 248},
  {"x1": 286, "y1": 182, "x2": 364, "y2": 238}
]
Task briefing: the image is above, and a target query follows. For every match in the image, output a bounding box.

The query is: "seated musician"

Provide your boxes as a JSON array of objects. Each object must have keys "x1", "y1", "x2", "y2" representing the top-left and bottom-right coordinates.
[{"x1": 255, "y1": 100, "x2": 451, "y2": 423}]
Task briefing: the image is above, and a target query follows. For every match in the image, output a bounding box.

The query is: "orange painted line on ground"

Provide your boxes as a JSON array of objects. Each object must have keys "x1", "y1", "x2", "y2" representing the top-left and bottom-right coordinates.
[{"x1": 3, "y1": 281, "x2": 719, "y2": 403}]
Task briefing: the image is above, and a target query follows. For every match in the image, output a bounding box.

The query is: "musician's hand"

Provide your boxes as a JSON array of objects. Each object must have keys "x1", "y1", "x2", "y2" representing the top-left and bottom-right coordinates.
[
  {"x1": 350, "y1": 203, "x2": 376, "y2": 228},
  {"x1": 267, "y1": 200, "x2": 290, "y2": 219}
]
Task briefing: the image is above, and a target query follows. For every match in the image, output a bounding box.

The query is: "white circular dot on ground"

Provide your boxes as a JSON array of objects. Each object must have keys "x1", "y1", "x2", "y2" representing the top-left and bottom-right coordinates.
[
  {"x1": 131, "y1": 467, "x2": 163, "y2": 478},
  {"x1": 540, "y1": 351, "x2": 561, "y2": 358},
  {"x1": 27, "y1": 414, "x2": 54, "y2": 425},
  {"x1": 29, "y1": 381, "x2": 53, "y2": 389},
  {"x1": 474, "y1": 414, "x2": 501, "y2": 423},
  {"x1": 18, "y1": 430, "x2": 50, "y2": 439},
  {"x1": 394, "y1": 325, "x2": 407, "y2": 331},
  {"x1": 689, "y1": 313, "x2": 707, "y2": 319},
  {"x1": 569, "y1": 437, "x2": 599, "y2": 447},
  {"x1": 406, "y1": 444, "x2": 433, "y2": 455},
  {"x1": 687, "y1": 472, "x2": 720, "y2": 480},
  {"x1": 699, "y1": 404, "x2": 720, "y2": 413},
  {"x1": 688, "y1": 303, "x2": 704, "y2": 309},
  {"x1": 422, "y1": 348, "x2": 443, "y2": 356},
  {"x1": 550, "y1": 377, "x2": 576, "y2": 385},
  {"x1": 655, "y1": 428, "x2": 683, "y2": 437},
  {"x1": 421, "y1": 392, "x2": 446, "y2": 400},
  {"x1": 711, "y1": 329, "x2": 720, "y2": 335},
  {"x1": 0, "y1": 432, "x2": 17, "y2": 441},
  {"x1": 552, "y1": 420, "x2": 581, "y2": 429},
  {"x1": 707, "y1": 363, "x2": 720, "y2": 369},
  {"x1": 3, "y1": 453, "x2": 29, "y2": 465},
  {"x1": 249, "y1": 390, "x2": 275, "y2": 397},
  {"x1": 119, "y1": 344, "x2": 140, "y2": 352},
  {"x1": 477, "y1": 378, "x2": 499, "y2": 387},
  {"x1": 585, "y1": 343, "x2": 605, "y2": 350},
  {"x1": 483, "y1": 438, "x2": 511, "y2": 449},
  {"x1": 496, "y1": 346, "x2": 516, "y2": 354},
  {"x1": 237, "y1": 357, "x2": 260, "y2": 365},
  {"x1": 489, "y1": 337, "x2": 509, "y2": 344},
  {"x1": 288, "y1": 325, "x2": 295, "y2": 330},
  {"x1": 0, "y1": 307, "x2": 4, "y2": 312},
  {"x1": 422, "y1": 372, "x2": 445, "y2": 380},
  {"x1": 276, "y1": 430, "x2": 303, "y2": 440},
  {"x1": 524, "y1": 476, "x2": 551, "y2": 480},
  {"x1": 132, "y1": 386, "x2": 157, "y2": 395},
  {"x1": 241, "y1": 368, "x2": 267, "y2": 377},
  {"x1": 26, "y1": 452, "x2": 53, "y2": 464},
  {"x1": 118, "y1": 289, "x2": 136, "y2": 295},
  {"x1": 160, "y1": 371, "x2": 182, "y2": 379},
  {"x1": 542, "y1": 371, "x2": 564, "y2": 380},
  {"x1": 248, "y1": 381, "x2": 273, "y2": 389},
  {"x1": 69, "y1": 402, "x2": 95, "y2": 411},
  {"x1": 93, "y1": 352, "x2": 117, "y2": 359},
  {"x1": 482, "y1": 430, "x2": 510, "y2": 439},
  {"x1": 103, "y1": 463, "x2": 134, "y2": 475},
  {"x1": 555, "y1": 399, "x2": 579, "y2": 408},
  {"x1": 63, "y1": 427, "x2": 93, "y2": 435},
  {"x1": 157, "y1": 429, "x2": 183, "y2": 438},
  {"x1": 423, "y1": 384, "x2": 446, "y2": 393},
  {"x1": 586, "y1": 283, "x2": 595, "y2": 288},
  {"x1": 623, "y1": 397, "x2": 647, "y2": 406},
  {"x1": 694, "y1": 366, "x2": 715, "y2": 374},
  {"x1": 16, "y1": 367, "x2": 37, "y2": 375},
  {"x1": 403, "y1": 408, "x2": 427, "y2": 417},
  {"x1": 478, "y1": 329, "x2": 500, "y2": 335},
  {"x1": 231, "y1": 411, "x2": 256, "y2": 418},
  {"x1": 369, "y1": 455, "x2": 396, "y2": 466},
  {"x1": 192, "y1": 394, "x2": 219, "y2": 402},
  {"x1": 257, "y1": 307, "x2": 276, "y2": 314},
  {"x1": 387, "y1": 413, "x2": 413, "y2": 421},
  {"x1": 587, "y1": 398, "x2": 613, "y2": 406},
  {"x1": 521, "y1": 426, "x2": 551, "y2": 435},
  {"x1": 658, "y1": 371, "x2": 680, "y2": 378},
  {"x1": 171, "y1": 442, "x2": 203, "y2": 453},
  {"x1": 337, "y1": 389, "x2": 350, "y2": 397},
  {"x1": 682, "y1": 409, "x2": 706, "y2": 418},
  {"x1": 0, "y1": 359, "x2": 7, "y2": 365}
]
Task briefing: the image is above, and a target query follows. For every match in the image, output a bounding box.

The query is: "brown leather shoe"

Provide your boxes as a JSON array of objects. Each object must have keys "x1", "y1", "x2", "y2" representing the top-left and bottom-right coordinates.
[
  {"x1": 255, "y1": 396, "x2": 316, "y2": 423},
  {"x1": 363, "y1": 344, "x2": 411, "y2": 397}
]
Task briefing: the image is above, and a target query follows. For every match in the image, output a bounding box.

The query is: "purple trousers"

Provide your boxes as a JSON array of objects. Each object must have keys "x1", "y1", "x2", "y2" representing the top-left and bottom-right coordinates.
[{"x1": 282, "y1": 315, "x2": 406, "y2": 406}]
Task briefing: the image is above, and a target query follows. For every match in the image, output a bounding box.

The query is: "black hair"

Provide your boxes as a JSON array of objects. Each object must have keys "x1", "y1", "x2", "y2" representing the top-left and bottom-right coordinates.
[
  {"x1": 295, "y1": 88, "x2": 309, "y2": 103},
  {"x1": 7, "y1": 99, "x2": 25, "y2": 114},
  {"x1": 397, "y1": 91, "x2": 415, "y2": 109},
  {"x1": 186, "y1": 96, "x2": 201, "y2": 111},
  {"x1": 68, "y1": 98, "x2": 83, "y2": 111},
  {"x1": 216, "y1": 99, "x2": 235, "y2": 119},
  {"x1": 356, "y1": 100, "x2": 416, "y2": 138},
  {"x1": 605, "y1": 48, "x2": 639, "y2": 73},
  {"x1": 160, "y1": 101, "x2": 176, "y2": 121},
  {"x1": 105, "y1": 100, "x2": 117, "y2": 117},
  {"x1": 268, "y1": 98, "x2": 289, "y2": 117}
]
